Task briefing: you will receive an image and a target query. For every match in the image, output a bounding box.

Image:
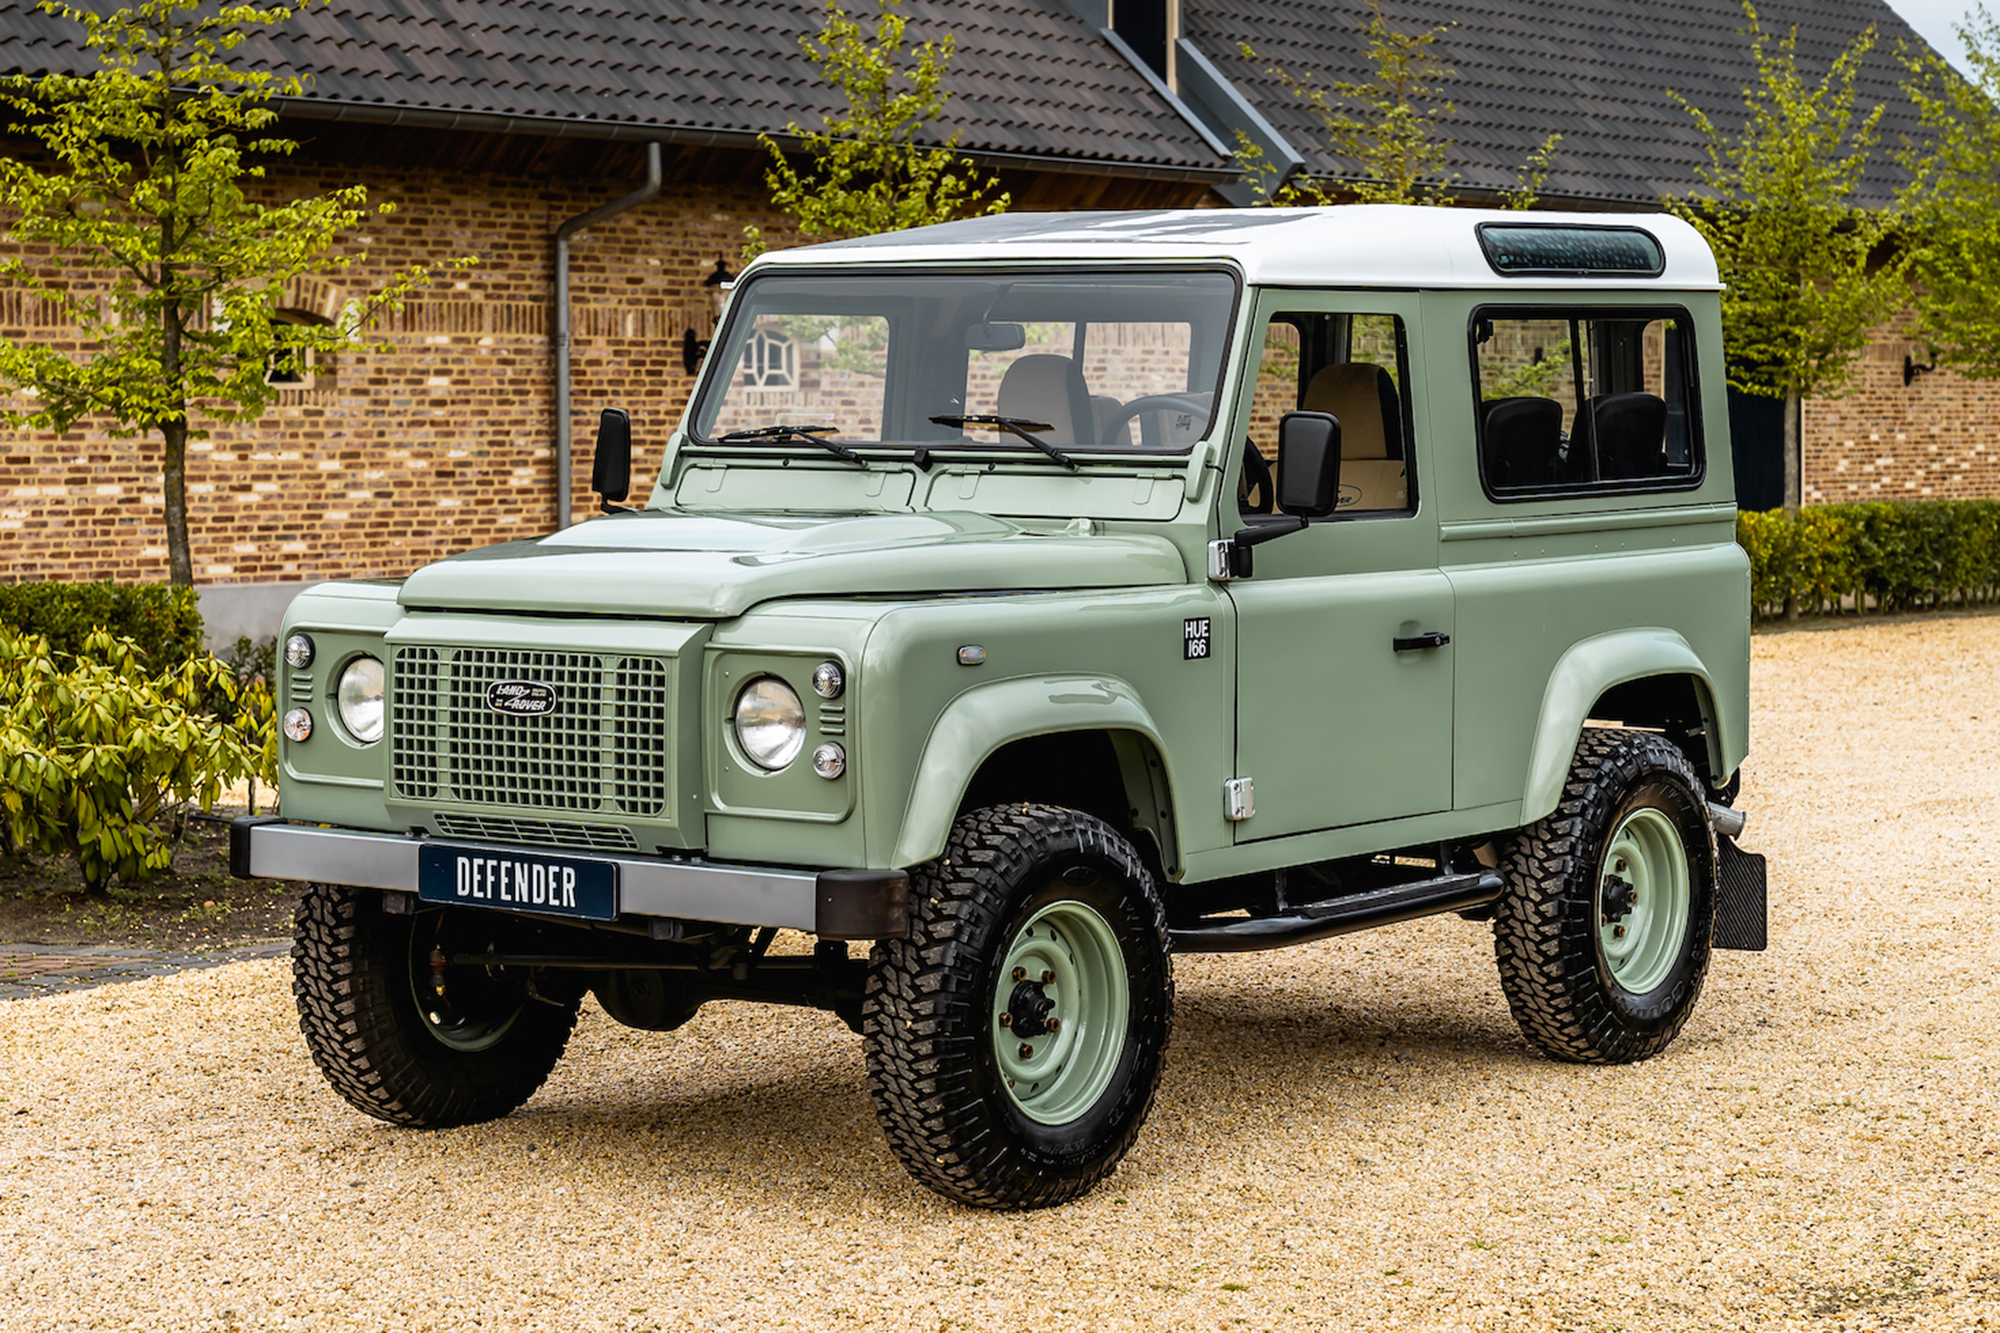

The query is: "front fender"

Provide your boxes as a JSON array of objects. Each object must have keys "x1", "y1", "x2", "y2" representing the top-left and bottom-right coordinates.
[
  {"x1": 1521, "y1": 628, "x2": 1723, "y2": 823},
  {"x1": 890, "y1": 674, "x2": 1178, "y2": 869}
]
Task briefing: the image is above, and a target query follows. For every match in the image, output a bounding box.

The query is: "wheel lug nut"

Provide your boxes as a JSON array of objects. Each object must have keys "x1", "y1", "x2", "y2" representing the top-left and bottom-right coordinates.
[
  {"x1": 1613, "y1": 925, "x2": 1627, "y2": 939},
  {"x1": 1011, "y1": 967, "x2": 1027, "y2": 983},
  {"x1": 1040, "y1": 970, "x2": 1055, "y2": 984},
  {"x1": 999, "y1": 1012, "x2": 1013, "y2": 1028},
  {"x1": 1047, "y1": 1018, "x2": 1061, "y2": 1034},
  {"x1": 1018, "y1": 1043, "x2": 1034, "y2": 1059}
]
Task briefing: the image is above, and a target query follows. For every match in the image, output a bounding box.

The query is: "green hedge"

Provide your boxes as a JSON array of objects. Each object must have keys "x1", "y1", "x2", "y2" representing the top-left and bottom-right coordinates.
[
  {"x1": 0, "y1": 581, "x2": 204, "y2": 664},
  {"x1": 1737, "y1": 501, "x2": 2000, "y2": 620}
]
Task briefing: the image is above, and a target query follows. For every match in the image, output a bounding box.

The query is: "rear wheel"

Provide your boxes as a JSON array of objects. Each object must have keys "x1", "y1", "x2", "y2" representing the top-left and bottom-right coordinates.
[
  {"x1": 293, "y1": 884, "x2": 579, "y2": 1127},
  {"x1": 1494, "y1": 728, "x2": 1716, "y2": 1064},
  {"x1": 863, "y1": 805, "x2": 1173, "y2": 1210}
]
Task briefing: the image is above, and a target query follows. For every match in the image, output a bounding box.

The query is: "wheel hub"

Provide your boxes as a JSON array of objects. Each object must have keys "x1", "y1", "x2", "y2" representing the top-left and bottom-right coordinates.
[
  {"x1": 1004, "y1": 979, "x2": 1058, "y2": 1038},
  {"x1": 1600, "y1": 871, "x2": 1637, "y2": 924}
]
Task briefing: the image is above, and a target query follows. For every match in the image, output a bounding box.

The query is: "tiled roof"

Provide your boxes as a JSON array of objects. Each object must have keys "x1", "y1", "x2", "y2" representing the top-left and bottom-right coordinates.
[
  {"x1": 0, "y1": 0, "x2": 1230, "y2": 176},
  {"x1": 1184, "y1": 0, "x2": 1932, "y2": 207}
]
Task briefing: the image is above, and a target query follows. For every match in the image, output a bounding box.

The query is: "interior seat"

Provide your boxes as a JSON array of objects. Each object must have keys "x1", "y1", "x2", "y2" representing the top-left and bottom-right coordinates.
[
  {"x1": 1584, "y1": 392, "x2": 1670, "y2": 480},
  {"x1": 1091, "y1": 394, "x2": 1128, "y2": 447},
  {"x1": 1481, "y1": 396, "x2": 1565, "y2": 489},
  {"x1": 996, "y1": 354, "x2": 1094, "y2": 447},
  {"x1": 1301, "y1": 362, "x2": 1406, "y2": 511}
]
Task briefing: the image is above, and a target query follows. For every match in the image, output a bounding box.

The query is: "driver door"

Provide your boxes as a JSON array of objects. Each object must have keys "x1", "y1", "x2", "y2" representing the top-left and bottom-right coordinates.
[{"x1": 1226, "y1": 294, "x2": 1454, "y2": 843}]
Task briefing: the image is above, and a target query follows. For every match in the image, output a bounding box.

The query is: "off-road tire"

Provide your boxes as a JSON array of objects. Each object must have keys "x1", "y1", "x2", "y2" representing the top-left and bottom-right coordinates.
[
  {"x1": 863, "y1": 805, "x2": 1173, "y2": 1210},
  {"x1": 1494, "y1": 728, "x2": 1717, "y2": 1064},
  {"x1": 293, "y1": 884, "x2": 580, "y2": 1127}
]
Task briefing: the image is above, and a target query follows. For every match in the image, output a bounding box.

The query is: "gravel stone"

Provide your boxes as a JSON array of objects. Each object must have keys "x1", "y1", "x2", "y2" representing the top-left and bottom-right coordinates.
[{"x1": 2, "y1": 614, "x2": 1998, "y2": 1331}]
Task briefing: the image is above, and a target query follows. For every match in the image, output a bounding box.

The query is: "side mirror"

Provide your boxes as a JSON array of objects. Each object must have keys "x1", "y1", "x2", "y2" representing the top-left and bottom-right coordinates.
[
  {"x1": 592, "y1": 407, "x2": 632, "y2": 505},
  {"x1": 1276, "y1": 411, "x2": 1341, "y2": 517}
]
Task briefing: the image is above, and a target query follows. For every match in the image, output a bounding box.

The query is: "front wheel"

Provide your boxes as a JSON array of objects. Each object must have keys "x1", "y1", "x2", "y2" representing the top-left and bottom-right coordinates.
[
  {"x1": 862, "y1": 805, "x2": 1173, "y2": 1210},
  {"x1": 293, "y1": 884, "x2": 580, "y2": 1127},
  {"x1": 1493, "y1": 728, "x2": 1717, "y2": 1064}
]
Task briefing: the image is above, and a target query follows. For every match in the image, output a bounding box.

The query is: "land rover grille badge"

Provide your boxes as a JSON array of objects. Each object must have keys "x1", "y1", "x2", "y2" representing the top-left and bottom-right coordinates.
[{"x1": 485, "y1": 679, "x2": 558, "y2": 717}]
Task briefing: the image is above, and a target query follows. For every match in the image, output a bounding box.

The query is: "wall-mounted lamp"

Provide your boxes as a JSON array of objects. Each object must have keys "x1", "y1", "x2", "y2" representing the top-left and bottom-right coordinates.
[
  {"x1": 1904, "y1": 353, "x2": 1936, "y2": 387},
  {"x1": 681, "y1": 258, "x2": 737, "y2": 376}
]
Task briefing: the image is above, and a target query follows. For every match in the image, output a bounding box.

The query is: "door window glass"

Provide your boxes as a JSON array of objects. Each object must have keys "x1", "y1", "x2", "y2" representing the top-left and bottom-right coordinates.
[{"x1": 1243, "y1": 312, "x2": 1413, "y2": 517}]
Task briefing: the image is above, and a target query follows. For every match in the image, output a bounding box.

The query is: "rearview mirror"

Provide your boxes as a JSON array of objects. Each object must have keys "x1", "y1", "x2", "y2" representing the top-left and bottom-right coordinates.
[
  {"x1": 592, "y1": 407, "x2": 632, "y2": 504},
  {"x1": 965, "y1": 321, "x2": 1027, "y2": 352},
  {"x1": 1276, "y1": 411, "x2": 1341, "y2": 517}
]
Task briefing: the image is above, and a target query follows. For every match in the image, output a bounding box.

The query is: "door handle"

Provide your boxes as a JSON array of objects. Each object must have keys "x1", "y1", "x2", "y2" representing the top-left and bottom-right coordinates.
[{"x1": 1393, "y1": 631, "x2": 1451, "y2": 652}]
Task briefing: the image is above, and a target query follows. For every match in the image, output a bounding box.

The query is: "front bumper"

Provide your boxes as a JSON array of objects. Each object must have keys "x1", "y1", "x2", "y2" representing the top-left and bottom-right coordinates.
[{"x1": 230, "y1": 817, "x2": 908, "y2": 940}]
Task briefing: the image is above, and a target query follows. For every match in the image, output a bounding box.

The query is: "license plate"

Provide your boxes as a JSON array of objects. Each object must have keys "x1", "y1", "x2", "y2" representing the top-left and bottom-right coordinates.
[{"x1": 418, "y1": 844, "x2": 619, "y2": 922}]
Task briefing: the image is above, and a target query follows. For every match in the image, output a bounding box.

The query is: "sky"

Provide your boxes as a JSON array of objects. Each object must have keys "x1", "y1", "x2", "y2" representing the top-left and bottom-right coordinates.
[{"x1": 1885, "y1": 0, "x2": 1980, "y2": 74}]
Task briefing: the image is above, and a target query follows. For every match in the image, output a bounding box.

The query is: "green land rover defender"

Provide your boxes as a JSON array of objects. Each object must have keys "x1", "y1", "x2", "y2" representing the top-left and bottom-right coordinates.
[{"x1": 239, "y1": 206, "x2": 1767, "y2": 1210}]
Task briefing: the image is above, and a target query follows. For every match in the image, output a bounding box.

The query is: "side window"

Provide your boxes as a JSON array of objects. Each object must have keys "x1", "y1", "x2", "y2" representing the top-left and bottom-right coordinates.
[
  {"x1": 1472, "y1": 308, "x2": 1702, "y2": 498},
  {"x1": 1244, "y1": 311, "x2": 1413, "y2": 517}
]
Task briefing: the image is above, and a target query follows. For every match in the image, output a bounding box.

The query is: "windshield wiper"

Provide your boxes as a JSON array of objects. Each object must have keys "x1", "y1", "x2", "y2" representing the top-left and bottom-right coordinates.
[
  {"x1": 929, "y1": 414, "x2": 1077, "y2": 471},
  {"x1": 718, "y1": 424, "x2": 866, "y2": 466}
]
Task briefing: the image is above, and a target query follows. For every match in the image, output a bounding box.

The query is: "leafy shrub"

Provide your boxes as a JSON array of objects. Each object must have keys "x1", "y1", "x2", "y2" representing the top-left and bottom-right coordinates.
[
  {"x1": 0, "y1": 629, "x2": 259, "y2": 892},
  {"x1": 1737, "y1": 500, "x2": 2000, "y2": 620},
  {"x1": 0, "y1": 580, "x2": 203, "y2": 665}
]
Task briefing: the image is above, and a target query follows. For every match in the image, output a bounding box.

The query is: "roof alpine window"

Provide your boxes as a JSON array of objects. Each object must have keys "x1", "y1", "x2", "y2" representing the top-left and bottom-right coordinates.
[{"x1": 1476, "y1": 224, "x2": 1665, "y2": 278}]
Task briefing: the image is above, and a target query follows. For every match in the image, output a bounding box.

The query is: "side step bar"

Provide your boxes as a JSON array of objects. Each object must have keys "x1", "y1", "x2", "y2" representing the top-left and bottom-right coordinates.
[{"x1": 1170, "y1": 870, "x2": 1505, "y2": 954}]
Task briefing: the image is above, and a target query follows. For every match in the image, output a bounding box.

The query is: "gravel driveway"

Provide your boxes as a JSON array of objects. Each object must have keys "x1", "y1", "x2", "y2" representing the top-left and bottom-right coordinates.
[{"x1": 3, "y1": 614, "x2": 1998, "y2": 1332}]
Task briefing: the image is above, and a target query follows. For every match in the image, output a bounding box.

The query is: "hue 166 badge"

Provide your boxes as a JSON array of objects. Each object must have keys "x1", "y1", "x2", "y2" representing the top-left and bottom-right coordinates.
[{"x1": 1184, "y1": 617, "x2": 1211, "y2": 660}]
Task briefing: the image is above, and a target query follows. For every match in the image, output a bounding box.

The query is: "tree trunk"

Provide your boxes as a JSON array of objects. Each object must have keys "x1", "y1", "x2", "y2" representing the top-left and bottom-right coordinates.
[
  {"x1": 161, "y1": 417, "x2": 191, "y2": 587},
  {"x1": 160, "y1": 299, "x2": 192, "y2": 587}
]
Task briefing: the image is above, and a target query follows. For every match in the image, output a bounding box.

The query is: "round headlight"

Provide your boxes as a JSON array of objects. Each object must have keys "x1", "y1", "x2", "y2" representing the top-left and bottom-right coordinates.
[
  {"x1": 733, "y1": 677, "x2": 805, "y2": 771},
  {"x1": 284, "y1": 633, "x2": 315, "y2": 669},
  {"x1": 812, "y1": 660, "x2": 844, "y2": 699},
  {"x1": 337, "y1": 656, "x2": 386, "y2": 744},
  {"x1": 282, "y1": 708, "x2": 313, "y2": 742}
]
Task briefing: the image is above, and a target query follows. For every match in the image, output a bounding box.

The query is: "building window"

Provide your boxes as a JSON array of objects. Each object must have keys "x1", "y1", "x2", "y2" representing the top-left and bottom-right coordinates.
[
  {"x1": 741, "y1": 327, "x2": 796, "y2": 388},
  {"x1": 266, "y1": 309, "x2": 325, "y2": 388}
]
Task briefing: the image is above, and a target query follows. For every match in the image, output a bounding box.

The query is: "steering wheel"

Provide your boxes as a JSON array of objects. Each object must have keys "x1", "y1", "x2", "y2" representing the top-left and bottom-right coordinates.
[
  {"x1": 1096, "y1": 394, "x2": 1215, "y2": 447},
  {"x1": 1239, "y1": 441, "x2": 1274, "y2": 514}
]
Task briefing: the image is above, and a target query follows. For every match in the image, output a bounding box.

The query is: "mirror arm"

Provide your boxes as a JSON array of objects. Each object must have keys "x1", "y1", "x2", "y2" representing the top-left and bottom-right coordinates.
[{"x1": 1210, "y1": 515, "x2": 1309, "y2": 581}]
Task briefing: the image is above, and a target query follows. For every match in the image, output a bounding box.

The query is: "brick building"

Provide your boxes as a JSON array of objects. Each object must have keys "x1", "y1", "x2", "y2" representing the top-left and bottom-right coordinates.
[{"x1": 0, "y1": 0, "x2": 1958, "y2": 633}]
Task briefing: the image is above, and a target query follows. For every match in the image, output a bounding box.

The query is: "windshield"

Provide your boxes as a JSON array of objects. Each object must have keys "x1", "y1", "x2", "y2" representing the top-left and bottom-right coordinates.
[{"x1": 691, "y1": 269, "x2": 1239, "y2": 455}]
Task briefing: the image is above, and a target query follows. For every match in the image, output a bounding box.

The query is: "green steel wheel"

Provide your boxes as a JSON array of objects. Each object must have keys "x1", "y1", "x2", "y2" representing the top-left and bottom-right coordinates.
[
  {"x1": 1494, "y1": 728, "x2": 1717, "y2": 1065},
  {"x1": 991, "y1": 900, "x2": 1132, "y2": 1126},
  {"x1": 863, "y1": 804, "x2": 1173, "y2": 1210},
  {"x1": 1596, "y1": 807, "x2": 1692, "y2": 996},
  {"x1": 293, "y1": 885, "x2": 579, "y2": 1128}
]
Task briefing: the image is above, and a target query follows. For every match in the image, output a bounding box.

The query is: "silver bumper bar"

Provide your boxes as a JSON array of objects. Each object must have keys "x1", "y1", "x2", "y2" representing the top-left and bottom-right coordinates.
[{"x1": 232, "y1": 819, "x2": 909, "y2": 939}]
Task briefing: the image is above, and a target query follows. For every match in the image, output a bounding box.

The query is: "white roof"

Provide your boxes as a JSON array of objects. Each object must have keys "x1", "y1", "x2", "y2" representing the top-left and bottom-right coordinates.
[{"x1": 750, "y1": 205, "x2": 1720, "y2": 291}]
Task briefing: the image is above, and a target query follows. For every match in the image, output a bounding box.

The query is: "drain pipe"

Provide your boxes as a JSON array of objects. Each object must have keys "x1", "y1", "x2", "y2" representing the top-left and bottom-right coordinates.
[{"x1": 552, "y1": 141, "x2": 662, "y2": 529}]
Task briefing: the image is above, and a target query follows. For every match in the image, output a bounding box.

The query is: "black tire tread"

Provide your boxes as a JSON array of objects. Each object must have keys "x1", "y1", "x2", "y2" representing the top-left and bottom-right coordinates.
[
  {"x1": 1493, "y1": 727, "x2": 1716, "y2": 1065},
  {"x1": 292, "y1": 884, "x2": 579, "y2": 1128},
  {"x1": 862, "y1": 804, "x2": 1173, "y2": 1210}
]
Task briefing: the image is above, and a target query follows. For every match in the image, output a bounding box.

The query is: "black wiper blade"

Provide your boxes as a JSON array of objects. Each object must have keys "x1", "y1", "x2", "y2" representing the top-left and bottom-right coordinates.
[
  {"x1": 930, "y1": 414, "x2": 1077, "y2": 471},
  {"x1": 718, "y1": 423, "x2": 865, "y2": 466}
]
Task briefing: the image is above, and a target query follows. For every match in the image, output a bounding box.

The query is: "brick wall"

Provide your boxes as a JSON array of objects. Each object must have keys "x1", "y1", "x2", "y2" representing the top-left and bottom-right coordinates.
[
  {"x1": 0, "y1": 128, "x2": 1209, "y2": 588},
  {"x1": 1805, "y1": 311, "x2": 2000, "y2": 504}
]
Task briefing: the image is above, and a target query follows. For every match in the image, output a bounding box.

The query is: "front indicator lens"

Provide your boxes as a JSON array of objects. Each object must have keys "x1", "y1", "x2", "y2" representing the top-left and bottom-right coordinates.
[
  {"x1": 337, "y1": 656, "x2": 386, "y2": 743},
  {"x1": 283, "y1": 708, "x2": 313, "y2": 742},
  {"x1": 284, "y1": 633, "x2": 315, "y2": 669},
  {"x1": 734, "y1": 677, "x2": 805, "y2": 771},
  {"x1": 812, "y1": 742, "x2": 846, "y2": 780}
]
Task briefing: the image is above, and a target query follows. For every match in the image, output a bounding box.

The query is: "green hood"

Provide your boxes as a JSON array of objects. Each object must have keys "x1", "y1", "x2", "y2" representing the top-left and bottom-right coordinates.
[{"x1": 396, "y1": 511, "x2": 1189, "y2": 618}]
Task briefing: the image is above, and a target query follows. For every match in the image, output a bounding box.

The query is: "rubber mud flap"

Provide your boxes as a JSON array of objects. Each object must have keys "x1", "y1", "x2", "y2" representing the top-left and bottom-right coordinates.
[{"x1": 1714, "y1": 837, "x2": 1767, "y2": 951}]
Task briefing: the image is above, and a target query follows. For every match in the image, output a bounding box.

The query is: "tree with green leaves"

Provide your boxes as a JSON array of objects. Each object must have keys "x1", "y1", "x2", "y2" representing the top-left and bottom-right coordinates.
[
  {"x1": 1664, "y1": 3, "x2": 1902, "y2": 518},
  {"x1": 1234, "y1": 0, "x2": 1559, "y2": 209},
  {"x1": 0, "y1": 0, "x2": 464, "y2": 586},
  {"x1": 1899, "y1": 5, "x2": 2000, "y2": 379},
  {"x1": 743, "y1": 0, "x2": 1008, "y2": 261}
]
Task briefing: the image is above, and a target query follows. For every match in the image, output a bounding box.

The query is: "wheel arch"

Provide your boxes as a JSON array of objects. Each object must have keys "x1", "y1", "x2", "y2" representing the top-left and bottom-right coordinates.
[
  {"x1": 889, "y1": 675, "x2": 1183, "y2": 877},
  {"x1": 1521, "y1": 629, "x2": 1732, "y2": 824}
]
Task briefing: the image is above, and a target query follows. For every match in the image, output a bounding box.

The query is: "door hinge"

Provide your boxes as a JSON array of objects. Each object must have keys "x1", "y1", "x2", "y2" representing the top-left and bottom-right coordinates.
[{"x1": 1224, "y1": 777, "x2": 1255, "y2": 822}]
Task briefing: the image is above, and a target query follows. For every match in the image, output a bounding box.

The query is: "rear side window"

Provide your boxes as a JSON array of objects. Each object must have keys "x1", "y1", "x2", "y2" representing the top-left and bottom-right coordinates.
[{"x1": 1471, "y1": 308, "x2": 1702, "y2": 499}]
